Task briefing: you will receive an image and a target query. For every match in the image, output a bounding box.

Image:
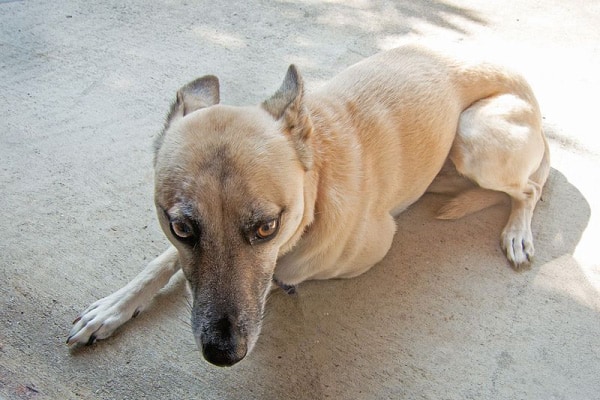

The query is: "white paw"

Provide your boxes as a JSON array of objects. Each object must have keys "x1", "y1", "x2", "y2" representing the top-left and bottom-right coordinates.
[
  {"x1": 67, "y1": 291, "x2": 142, "y2": 347},
  {"x1": 501, "y1": 228, "x2": 534, "y2": 269}
]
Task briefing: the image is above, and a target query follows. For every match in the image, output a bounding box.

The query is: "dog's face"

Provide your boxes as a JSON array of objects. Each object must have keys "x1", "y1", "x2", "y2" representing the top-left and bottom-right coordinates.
[{"x1": 153, "y1": 68, "x2": 313, "y2": 366}]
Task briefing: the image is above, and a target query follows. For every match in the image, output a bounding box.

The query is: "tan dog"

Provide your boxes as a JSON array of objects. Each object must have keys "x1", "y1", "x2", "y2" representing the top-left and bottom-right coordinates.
[{"x1": 67, "y1": 44, "x2": 550, "y2": 366}]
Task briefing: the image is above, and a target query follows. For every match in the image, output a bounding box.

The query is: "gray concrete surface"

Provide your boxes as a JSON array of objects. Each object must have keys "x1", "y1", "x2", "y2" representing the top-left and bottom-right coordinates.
[{"x1": 1, "y1": 1, "x2": 599, "y2": 399}]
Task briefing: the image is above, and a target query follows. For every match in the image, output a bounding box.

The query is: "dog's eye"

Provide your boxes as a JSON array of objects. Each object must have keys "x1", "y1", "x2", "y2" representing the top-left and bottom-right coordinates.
[
  {"x1": 256, "y1": 218, "x2": 278, "y2": 240},
  {"x1": 171, "y1": 220, "x2": 194, "y2": 240}
]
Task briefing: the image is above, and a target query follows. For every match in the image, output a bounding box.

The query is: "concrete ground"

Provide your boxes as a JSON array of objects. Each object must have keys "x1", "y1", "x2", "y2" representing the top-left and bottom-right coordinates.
[{"x1": 1, "y1": 0, "x2": 599, "y2": 399}]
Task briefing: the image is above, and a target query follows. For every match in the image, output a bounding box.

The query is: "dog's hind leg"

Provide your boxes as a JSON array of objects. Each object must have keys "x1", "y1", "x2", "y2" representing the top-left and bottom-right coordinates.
[
  {"x1": 67, "y1": 246, "x2": 180, "y2": 346},
  {"x1": 429, "y1": 159, "x2": 508, "y2": 219},
  {"x1": 447, "y1": 93, "x2": 549, "y2": 269}
]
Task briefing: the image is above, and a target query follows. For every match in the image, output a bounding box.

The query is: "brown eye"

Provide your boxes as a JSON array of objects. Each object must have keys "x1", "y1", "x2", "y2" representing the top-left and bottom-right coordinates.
[
  {"x1": 171, "y1": 220, "x2": 194, "y2": 239},
  {"x1": 256, "y1": 219, "x2": 278, "y2": 240}
]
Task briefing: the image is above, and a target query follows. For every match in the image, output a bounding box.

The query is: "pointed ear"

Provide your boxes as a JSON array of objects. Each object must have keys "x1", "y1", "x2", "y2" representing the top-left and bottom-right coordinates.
[
  {"x1": 166, "y1": 75, "x2": 220, "y2": 125},
  {"x1": 262, "y1": 65, "x2": 302, "y2": 119},
  {"x1": 262, "y1": 65, "x2": 314, "y2": 170},
  {"x1": 154, "y1": 75, "x2": 220, "y2": 163}
]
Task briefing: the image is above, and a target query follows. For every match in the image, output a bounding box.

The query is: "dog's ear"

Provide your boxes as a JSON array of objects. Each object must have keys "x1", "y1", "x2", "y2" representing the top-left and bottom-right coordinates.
[
  {"x1": 262, "y1": 65, "x2": 313, "y2": 170},
  {"x1": 262, "y1": 65, "x2": 303, "y2": 120},
  {"x1": 167, "y1": 75, "x2": 220, "y2": 124},
  {"x1": 155, "y1": 76, "x2": 220, "y2": 163}
]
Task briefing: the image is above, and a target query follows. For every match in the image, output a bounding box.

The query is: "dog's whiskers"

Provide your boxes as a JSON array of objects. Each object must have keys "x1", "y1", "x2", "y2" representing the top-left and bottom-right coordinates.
[{"x1": 177, "y1": 316, "x2": 192, "y2": 328}]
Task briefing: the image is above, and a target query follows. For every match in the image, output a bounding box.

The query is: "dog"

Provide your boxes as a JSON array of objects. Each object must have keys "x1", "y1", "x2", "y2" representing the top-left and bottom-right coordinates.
[{"x1": 67, "y1": 43, "x2": 550, "y2": 367}]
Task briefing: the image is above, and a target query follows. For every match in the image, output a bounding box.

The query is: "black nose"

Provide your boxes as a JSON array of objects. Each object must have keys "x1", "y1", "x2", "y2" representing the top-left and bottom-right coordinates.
[
  {"x1": 201, "y1": 316, "x2": 247, "y2": 367},
  {"x1": 202, "y1": 341, "x2": 247, "y2": 367}
]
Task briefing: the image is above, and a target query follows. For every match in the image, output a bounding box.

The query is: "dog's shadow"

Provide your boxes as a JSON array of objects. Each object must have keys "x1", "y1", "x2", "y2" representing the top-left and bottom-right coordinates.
[{"x1": 237, "y1": 166, "x2": 591, "y2": 398}]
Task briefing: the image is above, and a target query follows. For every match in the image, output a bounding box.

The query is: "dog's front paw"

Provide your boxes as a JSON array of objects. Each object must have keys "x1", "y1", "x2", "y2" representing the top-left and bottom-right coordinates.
[
  {"x1": 67, "y1": 292, "x2": 141, "y2": 347},
  {"x1": 501, "y1": 228, "x2": 534, "y2": 270}
]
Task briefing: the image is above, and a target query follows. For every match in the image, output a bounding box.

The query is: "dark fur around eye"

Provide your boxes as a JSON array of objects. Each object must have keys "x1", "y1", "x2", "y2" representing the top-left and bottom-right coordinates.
[
  {"x1": 249, "y1": 214, "x2": 281, "y2": 244},
  {"x1": 162, "y1": 208, "x2": 200, "y2": 244}
]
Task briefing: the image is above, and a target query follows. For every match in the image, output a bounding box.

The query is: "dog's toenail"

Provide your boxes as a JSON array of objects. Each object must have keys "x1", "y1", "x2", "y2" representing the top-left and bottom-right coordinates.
[{"x1": 86, "y1": 335, "x2": 96, "y2": 346}]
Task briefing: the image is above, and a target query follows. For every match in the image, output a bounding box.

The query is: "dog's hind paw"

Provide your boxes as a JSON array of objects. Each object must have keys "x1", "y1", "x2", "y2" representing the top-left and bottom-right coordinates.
[{"x1": 67, "y1": 291, "x2": 142, "y2": 347}]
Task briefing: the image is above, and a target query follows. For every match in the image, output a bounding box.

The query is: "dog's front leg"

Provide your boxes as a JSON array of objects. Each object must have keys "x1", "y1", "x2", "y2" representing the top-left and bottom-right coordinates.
[{"x1": 67, "y1": 246, "x2": 180, "y2": 346}]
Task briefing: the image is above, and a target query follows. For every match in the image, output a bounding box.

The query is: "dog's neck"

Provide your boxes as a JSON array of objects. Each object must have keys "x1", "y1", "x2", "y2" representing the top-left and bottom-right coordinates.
[{"x1": 274, "y1": 97, "x2": 366, "y2": 283}]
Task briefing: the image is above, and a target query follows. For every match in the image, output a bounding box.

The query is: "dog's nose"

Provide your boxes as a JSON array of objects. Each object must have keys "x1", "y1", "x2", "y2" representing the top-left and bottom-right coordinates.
[
  {"x1": 200, "y1": 316, "x2": 248, "y2": 367},
  {"x1": 202, "y1": 341, "x2": 247, "y2": 367}
]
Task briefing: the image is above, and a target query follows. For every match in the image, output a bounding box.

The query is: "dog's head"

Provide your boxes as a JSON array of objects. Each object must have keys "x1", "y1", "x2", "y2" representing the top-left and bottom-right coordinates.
[{"x1": 153, "y1": 66, "x2": 314, "y2": 366}]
